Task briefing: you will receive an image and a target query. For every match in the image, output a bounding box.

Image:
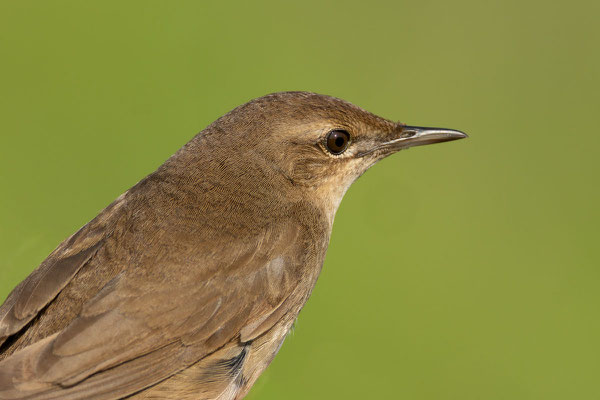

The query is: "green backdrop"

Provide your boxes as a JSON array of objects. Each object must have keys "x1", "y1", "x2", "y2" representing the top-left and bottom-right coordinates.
[{"x1": 1, "y1": 1, "x2": 598, "y2": 399}]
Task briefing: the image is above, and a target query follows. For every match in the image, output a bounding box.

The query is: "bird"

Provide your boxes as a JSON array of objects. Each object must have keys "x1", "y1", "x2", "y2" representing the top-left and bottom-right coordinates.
[{"x1": 0, "y1": 91, "x2": 466, "y2": 399}]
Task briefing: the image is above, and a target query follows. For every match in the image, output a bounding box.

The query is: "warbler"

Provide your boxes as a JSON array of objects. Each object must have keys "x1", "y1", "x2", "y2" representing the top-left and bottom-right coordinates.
[{"x1": 0, "y1": 92, "x2": 466, "y2": 399}]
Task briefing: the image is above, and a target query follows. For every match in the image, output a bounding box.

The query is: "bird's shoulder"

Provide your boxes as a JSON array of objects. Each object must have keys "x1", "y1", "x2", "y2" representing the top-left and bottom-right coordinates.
[{"x1": 0, "y1": 193, "x2": 127, "y2": 349}]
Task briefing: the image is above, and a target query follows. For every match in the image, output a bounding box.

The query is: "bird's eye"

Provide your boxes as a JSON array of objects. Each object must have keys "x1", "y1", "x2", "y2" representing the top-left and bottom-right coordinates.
[{"x1": 326, "y1": 130, "x2": 350, "y2": 155}]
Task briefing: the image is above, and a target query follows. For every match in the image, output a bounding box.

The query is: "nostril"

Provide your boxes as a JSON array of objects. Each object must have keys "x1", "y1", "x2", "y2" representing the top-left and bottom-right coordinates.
[{"x1": 400, "y1": 130, "x2": 417, "y2": 139}]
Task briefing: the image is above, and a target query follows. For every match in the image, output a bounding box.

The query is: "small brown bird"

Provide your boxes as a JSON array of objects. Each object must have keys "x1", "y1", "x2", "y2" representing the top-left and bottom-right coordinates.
[{"x1": 0, "y1": 92, "x2": 466, "y2": 399}]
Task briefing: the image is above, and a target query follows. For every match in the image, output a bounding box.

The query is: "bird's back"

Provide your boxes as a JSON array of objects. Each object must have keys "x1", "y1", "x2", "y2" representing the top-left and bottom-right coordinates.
[{"x1": 0, "y1": 146, "x2": 332, "y2": 399}]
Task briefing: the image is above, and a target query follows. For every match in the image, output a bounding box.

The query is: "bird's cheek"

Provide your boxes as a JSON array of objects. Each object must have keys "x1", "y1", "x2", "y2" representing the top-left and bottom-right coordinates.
[{"x1": 288, "y1": 159, "x2": 328, "y2": 186}]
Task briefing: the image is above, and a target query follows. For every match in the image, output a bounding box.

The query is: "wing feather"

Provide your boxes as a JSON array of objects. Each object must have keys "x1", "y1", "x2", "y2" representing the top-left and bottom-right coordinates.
[
  {"x1": 0, "y1": 218, "x2": 312, "y2": 400},
  {"x1": 0, "y1": 204, "x2": 118, "y2": 347}
]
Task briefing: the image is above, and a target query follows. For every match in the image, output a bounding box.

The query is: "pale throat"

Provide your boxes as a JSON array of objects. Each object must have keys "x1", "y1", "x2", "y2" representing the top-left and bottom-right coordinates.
[{"x1": 312, "y1": 173, "x2": 358, "y2": 228}]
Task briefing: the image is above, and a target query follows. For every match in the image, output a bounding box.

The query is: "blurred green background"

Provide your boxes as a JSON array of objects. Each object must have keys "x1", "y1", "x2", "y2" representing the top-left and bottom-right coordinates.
[{"x1": 1, "y1": 1, "x2": 598, "y2": 399}]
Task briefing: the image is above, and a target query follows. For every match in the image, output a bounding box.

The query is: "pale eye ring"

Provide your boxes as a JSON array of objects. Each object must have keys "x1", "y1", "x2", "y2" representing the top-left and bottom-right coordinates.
[{"x1": 325, "y1": 130, "x2": 350, "y2": 155}]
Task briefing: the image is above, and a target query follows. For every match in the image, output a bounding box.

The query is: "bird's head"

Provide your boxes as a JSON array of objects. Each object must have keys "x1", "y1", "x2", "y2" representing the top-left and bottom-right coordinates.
[{"x1": 175, "y1": 92, "x2": 466, "y2": 223}]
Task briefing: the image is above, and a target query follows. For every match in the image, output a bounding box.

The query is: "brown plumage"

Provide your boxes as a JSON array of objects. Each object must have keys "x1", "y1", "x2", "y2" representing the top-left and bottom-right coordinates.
[{"x1": 0, "y1": 92, "x2": 466, "y2": 399}]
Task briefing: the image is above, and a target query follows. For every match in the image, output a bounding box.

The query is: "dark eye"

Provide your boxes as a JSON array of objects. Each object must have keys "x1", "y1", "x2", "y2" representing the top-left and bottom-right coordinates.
[{"x1": 326, "y1": 130, "x2": 350, "y2": 155}]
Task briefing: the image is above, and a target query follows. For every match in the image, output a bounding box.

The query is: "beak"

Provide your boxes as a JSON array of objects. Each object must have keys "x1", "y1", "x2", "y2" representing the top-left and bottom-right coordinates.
[
  {"x1": 389, "y1": 125, "x2": 468, "y2": 150},
  {"x1": 357, "y1": 125, "x2": 467, "y2": 157}
]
